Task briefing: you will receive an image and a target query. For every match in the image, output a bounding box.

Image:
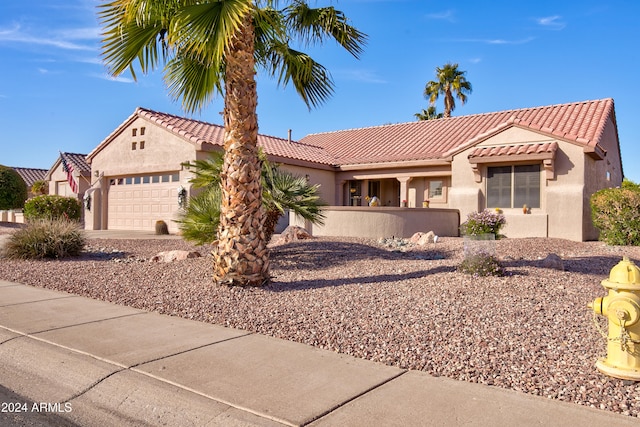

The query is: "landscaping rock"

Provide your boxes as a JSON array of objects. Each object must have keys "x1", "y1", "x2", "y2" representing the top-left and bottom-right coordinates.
[
  {"x1": 151, "y1": 250, "x2": 201, "y2": 263},
  {"x1": 539, "y1": 253, "x2": 564, "y2": 270},
  {"x1": 275, "y1": 226, "x2": 313, "y2": 244}
]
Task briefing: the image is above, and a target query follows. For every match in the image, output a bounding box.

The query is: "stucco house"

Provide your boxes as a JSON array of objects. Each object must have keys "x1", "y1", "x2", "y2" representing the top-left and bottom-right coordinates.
[
  {"x1": 12, "y1": 167, "x2": 48, "y2": 197},
  {"x1": 45, "y1": 152, "x2": 92, "y2": 199},
  {"x1": 84, "y1": 98, "x2": 623, "y2": 241}
]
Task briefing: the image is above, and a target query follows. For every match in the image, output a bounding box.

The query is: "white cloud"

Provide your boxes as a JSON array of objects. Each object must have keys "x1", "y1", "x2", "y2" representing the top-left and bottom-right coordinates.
[
  {"x1": 426, "y1": 10, "x2": 456, "y2": 22},
  {"x1": 0, "y1": 23, "x2": 96, "y2": 51},
  {"x1": 469, "y1": 58, "x2": 482, "y2": 64},
  {"x1": 451, "y1": 37, "x2": 535, "y2": 45},
  {"x1": 92, "y1": 73, "x2": 135, "y2": 83},
  {"x1": 536, "y1": 15, "x2": 566, "y2": 30}
]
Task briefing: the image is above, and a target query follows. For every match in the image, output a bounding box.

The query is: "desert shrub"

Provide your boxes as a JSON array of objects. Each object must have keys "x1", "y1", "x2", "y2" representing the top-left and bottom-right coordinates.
[
  {"x1": 23, "y1": 195, "x2": 81, "y2": 222},
  {"x1": 2, "y1": 218, "x2": 86, "y2": 259},
  {"x1": 155, "y1": 220, "x2": 169, "y2": 235},
  {"x1": 457, "y1": 254, "x2": 504, "y2": 277},
  {"x1": 591, "y1": 187, "x2": 640, "y2": 246},
  {"x1": 0, "y1": 165, "x2": 28, "y2": 209},
  {"x1": 460, "y1": 209, "x2": 506, "y2": 237}
]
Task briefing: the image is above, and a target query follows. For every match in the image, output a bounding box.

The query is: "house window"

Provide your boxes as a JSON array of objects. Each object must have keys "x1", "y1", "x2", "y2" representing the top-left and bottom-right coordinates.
[
  {"x1": 132, "y1": 142, "x2": 137, "y2": 150},
  {"x1": 132, "y1": 128, "x2": 137, "y2": 137},
  {"x1": 140, "y1": 127, "x2": 146, "y2": 136},
  {"x1": 487, "y1": 165, "x2": 540, "y2": 209},
  {"x1": 140, "y1": 140, "x2": 145, "y2": 149},
  {"x1": 429, "y1": 180, "x2": 443, "y2": 199},
  {"x1": 152, "y1": 175, "x2": 160, "y2": 183}
]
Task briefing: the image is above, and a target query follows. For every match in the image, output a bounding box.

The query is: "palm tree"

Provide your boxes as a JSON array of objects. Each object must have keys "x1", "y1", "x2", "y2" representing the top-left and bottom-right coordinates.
[
  {"x1": 414, "y1": 105, "x2": 443, "y2": 121},
  {"x1": 424, "y1": 62, "x2": 472, "y2": 118},
  {"x1": 179, "y1": 150, "x2": 325, "y2": 245},
  {"x1": 99, "y1": 1, "x2": 366, "y2": 286}
]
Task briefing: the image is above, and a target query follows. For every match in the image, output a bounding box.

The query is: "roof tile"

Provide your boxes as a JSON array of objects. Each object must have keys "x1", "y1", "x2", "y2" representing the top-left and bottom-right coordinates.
[{"x1": 302, "y1": 98, "x2": 614, "y2": 165}]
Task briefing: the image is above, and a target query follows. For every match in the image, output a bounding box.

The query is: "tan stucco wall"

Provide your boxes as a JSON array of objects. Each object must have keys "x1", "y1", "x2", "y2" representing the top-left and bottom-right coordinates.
[
  {"x1": 291, "y1": 206, "x2": 460, "y2": 239},
  {"x1": 279, "y1": 164, "x2": 336, "y2": 206},
  {"x1": 90, "y1": 117, "x2": 196, "y2": 177},
  {"x1": 582, "y1": 117, "x2": 624, "y2": 240}
]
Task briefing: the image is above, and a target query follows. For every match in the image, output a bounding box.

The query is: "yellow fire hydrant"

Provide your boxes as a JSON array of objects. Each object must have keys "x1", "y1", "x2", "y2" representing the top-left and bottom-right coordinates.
[{"x1": 587, "y1": 256, "x2": 640, "y2": 380}]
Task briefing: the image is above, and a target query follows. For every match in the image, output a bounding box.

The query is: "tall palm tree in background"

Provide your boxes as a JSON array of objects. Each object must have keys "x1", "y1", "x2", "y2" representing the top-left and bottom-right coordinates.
[
  {"x1": 414, "y1": 105, "x2": 443, "y2": 121},
  {"x1": 424, "y1": 62, "x2": 472, "y2": 118},
  {"x1": 99, "y1": 0, "x2": 366, "y2": 286}
]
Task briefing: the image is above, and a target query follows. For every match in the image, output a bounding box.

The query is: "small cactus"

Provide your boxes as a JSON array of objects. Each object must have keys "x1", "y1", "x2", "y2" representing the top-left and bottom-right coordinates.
[{"x1": 155, "y1": 220, "x2": 169, "y2": 235}]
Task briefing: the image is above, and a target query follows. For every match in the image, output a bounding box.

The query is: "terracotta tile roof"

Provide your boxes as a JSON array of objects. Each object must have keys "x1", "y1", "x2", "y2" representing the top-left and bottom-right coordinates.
[
  {"x1": 60, "y1": 152, "x2": 90, "y2": 173},
  {"x1": 301, "y1": 98, "x2": 615, "y2": 165},
  {"x1": 88, "y1": 99, "x2": 616, "y2": 169},
  {"x1": 11, "y1": 167, "x2": 48, "y2": 188},
  {"x1": 87, "y1": 108, "x2": 336, "y2": 166},
  {"x1": 468, "y1": 142, "x2": 558, "y2": 160}
]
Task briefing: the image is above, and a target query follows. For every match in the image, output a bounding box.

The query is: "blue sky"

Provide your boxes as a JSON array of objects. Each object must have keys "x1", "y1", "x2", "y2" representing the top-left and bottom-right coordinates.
[{"x1": 1, "y1": 1, "x2": 639, "y2": 181}]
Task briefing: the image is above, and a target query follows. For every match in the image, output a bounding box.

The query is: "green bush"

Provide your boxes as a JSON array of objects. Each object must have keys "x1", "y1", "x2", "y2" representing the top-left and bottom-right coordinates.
[
  {"x1": 23, "y1": 195, "x2": 81, "y2": 222},
  {"x1": 591, "y1": 187, "x2": 640, "y2": 245},
  {"x1": 457, "y1": 254, "x2": 504, "y2": 277},
  {"x1": 2, "y1": 218, "x2": 86, "y2": 259},
  {"x1": 0, "y1": 165, "x2": 28, "y2": 209},
  {"x1": 460, "y1": 209, "x2": 506, "y2": 237}
]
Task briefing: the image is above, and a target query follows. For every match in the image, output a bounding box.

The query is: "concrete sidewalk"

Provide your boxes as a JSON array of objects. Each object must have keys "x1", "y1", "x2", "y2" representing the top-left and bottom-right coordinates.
[{"x1": 1, "y1": 281, "x2": 638, "y2": 427}]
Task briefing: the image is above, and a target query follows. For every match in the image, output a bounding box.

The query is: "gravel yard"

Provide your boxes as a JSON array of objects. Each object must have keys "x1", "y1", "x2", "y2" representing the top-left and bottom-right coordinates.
[{"x1": 1, "y1": 224, "x2": 640, "y2": 418}]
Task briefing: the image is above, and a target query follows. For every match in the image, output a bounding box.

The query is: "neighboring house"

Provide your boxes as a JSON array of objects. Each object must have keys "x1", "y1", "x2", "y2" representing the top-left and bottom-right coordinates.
[
  {"x1": 84, "y1": 98, "x2": 623, "y2": 241},
  {"x1": 45, "y1": 152, "x2": 92, "y2": 222},
  {"x1": 12, "y1": 167, "x2": 48, "y2": 197}
]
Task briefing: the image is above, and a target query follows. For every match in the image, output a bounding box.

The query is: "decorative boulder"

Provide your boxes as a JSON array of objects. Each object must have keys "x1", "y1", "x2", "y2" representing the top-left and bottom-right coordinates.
[
  {"x1": 411, "y1": 231, "x2": 437, "y2": 246},
  {"x1": 151, "y1": 250, "x2": 201, "y2": 263},
  {"x1": 539, "y1": 253, "x2": 564, "y2": 270},
  {"x1": 275, "y1": 226, "x2": 313, "y2": 244}
]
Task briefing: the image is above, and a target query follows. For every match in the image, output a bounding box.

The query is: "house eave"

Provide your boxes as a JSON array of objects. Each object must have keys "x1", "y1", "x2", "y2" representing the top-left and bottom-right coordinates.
[{"x1": 337, "y1": 159, "x2": 451, "y2": 171}]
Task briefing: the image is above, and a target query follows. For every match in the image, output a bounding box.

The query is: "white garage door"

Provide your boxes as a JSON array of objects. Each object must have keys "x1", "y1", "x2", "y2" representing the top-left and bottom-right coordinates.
[{"x1": 107, "y1": 173, "x2": 181, "y2": 231}]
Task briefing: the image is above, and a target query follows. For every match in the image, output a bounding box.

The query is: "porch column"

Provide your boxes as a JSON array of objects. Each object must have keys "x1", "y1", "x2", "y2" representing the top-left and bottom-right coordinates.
[
  {"x1": 397, "y1": 176, "x2": 412, "y2": 207},
  {"x1": 336, "y1": 180, "x2": 346, "y2": 206}
]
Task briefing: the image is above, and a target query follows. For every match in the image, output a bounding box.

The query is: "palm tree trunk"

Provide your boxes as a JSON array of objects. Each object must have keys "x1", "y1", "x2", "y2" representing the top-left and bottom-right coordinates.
[{"x1": 213, "y1": 11, "x2": 270, "y2": 286}]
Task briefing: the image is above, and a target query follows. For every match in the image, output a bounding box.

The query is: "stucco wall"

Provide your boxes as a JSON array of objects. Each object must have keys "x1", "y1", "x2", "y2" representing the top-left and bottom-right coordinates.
[
  {"x1": 581, "y1": 117, "x2": 624, "y2": 240},
  {"x1": 291, "y1": 207, "x2": 460, "y2": 239},
  {"x1": 90, "y1": 117, "x2": 196, "y2": 177},
  {"x1": 279, "y1": 164, "x2": 336, "y2": 206}
]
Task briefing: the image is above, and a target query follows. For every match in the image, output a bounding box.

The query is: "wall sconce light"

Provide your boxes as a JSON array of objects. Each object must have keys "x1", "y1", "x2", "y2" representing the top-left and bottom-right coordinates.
[{"x1": 94, "y1": 170, "x2": 100, "y2": 177}]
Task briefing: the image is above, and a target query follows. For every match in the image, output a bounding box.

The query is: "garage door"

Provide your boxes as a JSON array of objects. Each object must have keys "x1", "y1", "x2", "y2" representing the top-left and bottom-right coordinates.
[{"x1": 107, "y1": 173, "x2": 181, "y2": 231}]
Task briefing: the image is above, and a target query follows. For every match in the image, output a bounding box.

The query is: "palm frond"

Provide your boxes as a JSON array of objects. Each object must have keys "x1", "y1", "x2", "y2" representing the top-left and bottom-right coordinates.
[
  {"x1": 165, "y1": 52, "x2": 225, "y2": 113},
  {"x1": 182, "y1": 151, "x2": 225, "y2": 189},
  {"x1": 283, "y1": 1, "x2": 367, "y2": 59},
  {"x1": 261, "y1": 41, "x2": 334, "y2": 109},
  {"x1": 175, "y1": 188, "x2": 221, "y2": 245}
]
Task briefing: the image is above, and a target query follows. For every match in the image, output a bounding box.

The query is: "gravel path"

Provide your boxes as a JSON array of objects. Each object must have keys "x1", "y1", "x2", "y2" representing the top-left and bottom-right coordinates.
[{"x1": 1, "y1": 227, "x2": 640, "y2": 418}]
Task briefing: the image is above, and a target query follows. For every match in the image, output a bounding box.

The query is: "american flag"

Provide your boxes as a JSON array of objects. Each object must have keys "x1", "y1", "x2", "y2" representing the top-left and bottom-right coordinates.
[{"x1": 60, "y1": 154, "x2": 78, "y2": 194}]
